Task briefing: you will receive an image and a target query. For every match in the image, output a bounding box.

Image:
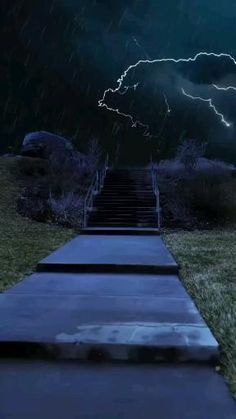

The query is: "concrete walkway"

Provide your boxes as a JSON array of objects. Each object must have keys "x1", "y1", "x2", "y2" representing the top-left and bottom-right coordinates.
[
  {"x1": 0, "y1": 233, "x2": 217, "y2": 362},
  {"x1": 1, "y1": 361, "x2": 236, "y2": 419},
  {"x1": 0, "y1": 228, "x2": 235, "y2": 418}
]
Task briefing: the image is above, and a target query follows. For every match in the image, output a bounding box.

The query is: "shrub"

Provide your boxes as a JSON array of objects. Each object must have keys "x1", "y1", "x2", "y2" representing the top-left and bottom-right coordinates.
[
  {"x1": 47, "y1": 151, "x2": 92, "y2": 197},
  {"x1": 176, "y1": 139, "x2": 206, "y2": 173},
  {"x1": 17, "y1": 137, "x2": 102, "y2": 227},
  {"x1": 156, "y1": 157, "x2": 236, "y2": 228},
  {"x1": 48, "y1": 192, "x2": 83, "y2": 228}
]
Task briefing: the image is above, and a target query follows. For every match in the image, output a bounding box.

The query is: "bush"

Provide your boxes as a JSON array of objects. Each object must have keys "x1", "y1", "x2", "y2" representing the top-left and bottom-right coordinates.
[
  {"x1": 176, "y1": 139, "x2": 205, "y2": 173},
  {"x1": 48, "y1": 192, "x2": 83, "y2": 228},
  {"x1": 157, "y1": 157, "x2": 236, "y2": 228},
  {"x1": 16, "y1": 138, "x2": 102, "y2": 227},
  {"x1": 47, "y1": 152, "x2": 93, "y2": 197}
]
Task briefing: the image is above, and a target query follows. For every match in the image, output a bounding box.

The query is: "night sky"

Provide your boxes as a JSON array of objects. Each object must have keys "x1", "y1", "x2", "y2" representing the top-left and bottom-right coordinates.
[{"x1": 2, "y1": 0, "x2": 236, "y2": 164}]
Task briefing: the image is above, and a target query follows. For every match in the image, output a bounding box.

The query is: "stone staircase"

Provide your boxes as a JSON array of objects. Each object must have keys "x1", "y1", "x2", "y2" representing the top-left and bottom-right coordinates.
[{"x1": 88, "y1": 169, "x2": 159, "y2": 228}]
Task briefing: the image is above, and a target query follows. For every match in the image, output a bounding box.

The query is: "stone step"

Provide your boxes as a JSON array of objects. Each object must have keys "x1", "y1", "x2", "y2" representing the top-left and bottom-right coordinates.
[
  {"x1": 91, "y1": 205, "x2": 156, "y2": 212},
  {"x1": 98, "y1": 193, "x2": 155, "y2": 199},
  {"x1": 36, "y1": 235, "x2": 178, "y2": 274},
  {"x1": 103, "y1": 182, "x2": 152, "y2": 187},
  {"x1": 89, "y1": 220, "x2": 158, "y2": 223},
  {"x1": 91, "y1": 208, "x2": 156, "y2": 213},
  {"x1": 90, "y1": 212, "x2": 157, "y2": 216},
  {"x1": 0, "y1": 290, "x2": 218, "y2": 363},
  {"x1": 95, "y1": 198, "x2": 156, "y2": 202},
  {"x1": 89, "y1": 209, "x2": 158, "y2": 213},
  {"x1": 104, "y1": 176, "x2": 151, "y2": 181},
  {"x1": 91, "y1": 213, "x2": 157, "y2": 218},
  {"x1": 88, "y1": 223, "x2": 158, "y2": 227},
  {"x1": 94, "y1": 202, "x2": 156, "y2": 208},
  {"x1": 104, "y1": 177, "x2": 151, "y2": 180},
  {"x1": 102, "y1": 187, "x2": 153, "y2": 192},
  {"x1": 92, "y1": 208, "x2": 155, "y2": 213},
  {"x1": 107, "y1": 169, "x2": 150, "y2": 176},
  {"x1": 89, "y1": 215, "x2": 157, "y2": 220},
  {"x1": 87, "y1": 226, "x2": 159, "y2": 230},
  {"x1": 81, "y1": 227, "x2": 161, "y2": 235},
  {"x1": 105, "y1": 177, "x2": 150, "y2": 181},
  {"x1": 97, "y1": 199, "x2": 155, "y2": 203},
  {"x1": 90, "y1": 211, "x2": 157, "y2": 216},
  {"x1": 89, "y1": 218, "x2": 158, "y2": 224},
  {"x1": 99, "y1": 189, "x2": 154, "y2": 193}
]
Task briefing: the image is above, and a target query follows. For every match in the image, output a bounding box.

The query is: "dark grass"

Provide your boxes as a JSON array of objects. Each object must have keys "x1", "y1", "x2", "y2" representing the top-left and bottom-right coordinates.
[{"x1": 164, "y1": 229, "x2": 236, "y2": 397}]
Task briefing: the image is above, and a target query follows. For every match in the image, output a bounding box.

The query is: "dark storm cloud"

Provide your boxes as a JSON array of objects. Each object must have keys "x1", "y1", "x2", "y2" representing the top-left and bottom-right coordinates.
[
  {"x1": 103, "y1": 54, "x2": 236, "y2": 142},
  {"x1": 178, "y1": 56, "x2": 236, "y2": 85},
  {"x1": 3, "y1": 0, "x2": 236, "y2": 161}
]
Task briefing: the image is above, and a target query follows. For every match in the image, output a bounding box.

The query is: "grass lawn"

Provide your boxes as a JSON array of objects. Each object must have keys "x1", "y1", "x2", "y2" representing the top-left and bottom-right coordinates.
[
  {"x1": 164, "y1": 229, "x2": 236, "y2": 397},
  {"x1": 0, "y1": 156, "x2": 75, "y2": 291}
]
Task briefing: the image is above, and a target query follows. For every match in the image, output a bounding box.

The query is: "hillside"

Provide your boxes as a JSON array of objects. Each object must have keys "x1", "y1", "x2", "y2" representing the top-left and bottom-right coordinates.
[{"x1": 0, "y1": 156, "x2": 74, "y2": 291}]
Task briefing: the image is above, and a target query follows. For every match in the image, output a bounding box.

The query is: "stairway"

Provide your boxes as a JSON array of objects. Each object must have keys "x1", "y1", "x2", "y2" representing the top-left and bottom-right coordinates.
[{"x1": 88, "y1": 169, "x2": 159, "y2": 228}]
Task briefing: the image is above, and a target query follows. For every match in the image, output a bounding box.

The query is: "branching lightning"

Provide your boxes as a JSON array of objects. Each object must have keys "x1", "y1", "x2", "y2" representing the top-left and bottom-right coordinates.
[
  {"x1": 181, "y1": 88, "x2": 231, "y2": 128},
  {"x1": 98, "y1": 52, "x2": 236, "y2": 136}
]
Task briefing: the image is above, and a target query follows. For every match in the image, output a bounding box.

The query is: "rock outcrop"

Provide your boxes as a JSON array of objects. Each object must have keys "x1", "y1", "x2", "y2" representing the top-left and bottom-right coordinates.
[{"x1": 21, "y1": 131, "x2": 87, "y2": 167}]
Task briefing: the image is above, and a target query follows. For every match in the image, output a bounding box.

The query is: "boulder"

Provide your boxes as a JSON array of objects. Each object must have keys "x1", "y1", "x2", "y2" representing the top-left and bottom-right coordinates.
[
  {"x1": 21, "y1": 131, "x2": 73, "y2": 157},
  {"x1": 21, "y1": 131, "x2": 96, "y2": 171},
  {"x1": 21, "y1": 131, "x2": 87, "y2": 167}
]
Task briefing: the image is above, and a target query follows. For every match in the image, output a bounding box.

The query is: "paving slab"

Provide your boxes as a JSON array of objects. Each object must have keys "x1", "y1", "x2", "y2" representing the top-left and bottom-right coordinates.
[
  {"x1": 0, "y1": 361, "x2": 235, "y2": 419},
  {"x1": 37, "y1": 235, "x2": 178, "y2": 274},
  {"x1": 0, "y1": 292, "x2": 218, "y2": 362},
  {"x1": 6, "y1": 272, "x2": 188, "y2": 298}
]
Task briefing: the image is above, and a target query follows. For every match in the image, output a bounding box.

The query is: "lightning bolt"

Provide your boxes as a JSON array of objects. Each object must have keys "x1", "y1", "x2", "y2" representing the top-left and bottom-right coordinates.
[
  {"x1": 181, "y1": 88, "x2": 231, "y2": 128},
  {"x1": 213, "y1": 84, "x2": 236, "y2": 92},
  {"x1": 119, "y1": 82, "x2": 140, "y2": 95},
  {"x1": 164, "y1": 94, "x2": 171, "y2": 114},
  {"x1": 99, "y1": 52, "x2": 236, "y2": 135}
]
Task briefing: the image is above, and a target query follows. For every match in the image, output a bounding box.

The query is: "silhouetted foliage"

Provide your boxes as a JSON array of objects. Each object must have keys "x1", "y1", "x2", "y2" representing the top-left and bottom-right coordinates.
[
  {"x1": 157, "y1": 157, "x2": 236, "y2": 228},
  {"x1": 176, "y1": 139, "x2": 206, "y2": 173}
]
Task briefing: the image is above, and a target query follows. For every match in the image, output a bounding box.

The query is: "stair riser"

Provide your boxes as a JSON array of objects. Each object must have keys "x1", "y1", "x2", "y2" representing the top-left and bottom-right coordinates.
[
  {"x1": 101, "y1": 189, "x2": 153, "y2": 193},
  {"x1": 96, "y1": 197, "x2": 155, "y2": 200},
  {"x1": 91, "y1": 211, "x2": 157, "y2": 215},
  {"x1": 93, "y1": 204, "x2": 156, "y2": 213},
  {"x1": 104, "y1": 181, "x2": 152, "y2": 185},
  {"x1": 94, "y1": 201, "x2": 156, "y2": 205},
  {"x1": 99, "y1": 192, "x2": 154, "y2": 195},
  {"x1": 90, "y1": 218, "x2": 157, "y2": 222},
  {"x1": 95, "y1": 197, "x2": 155, "y2": 201},
  {"x1": 88, "y1": 222, "x2": 158, "y2": 228}
]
